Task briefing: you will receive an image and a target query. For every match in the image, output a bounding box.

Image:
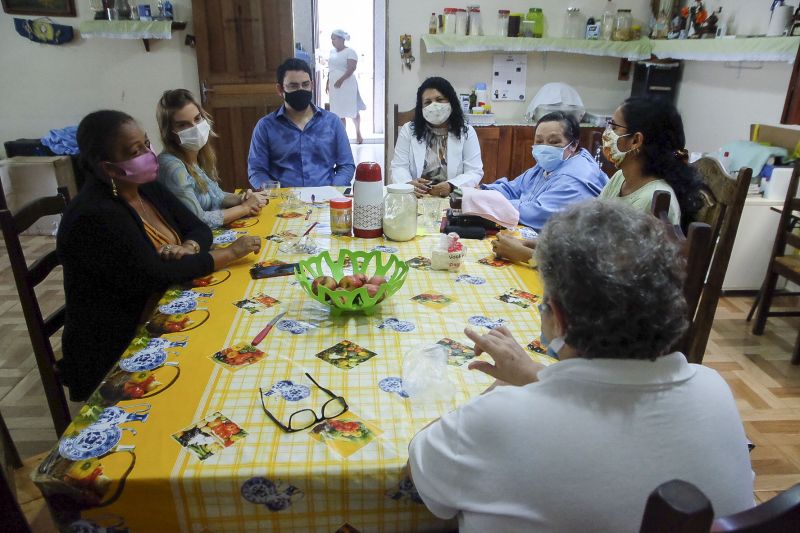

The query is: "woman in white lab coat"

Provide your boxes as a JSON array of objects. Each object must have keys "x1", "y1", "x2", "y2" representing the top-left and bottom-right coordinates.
[{"x1": 390, "y1": 76, "x2": 484, "y2": 197}]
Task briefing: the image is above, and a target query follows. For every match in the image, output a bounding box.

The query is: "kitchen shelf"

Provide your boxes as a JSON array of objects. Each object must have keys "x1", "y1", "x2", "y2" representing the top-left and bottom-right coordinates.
[
  {"x1": 421, "y1": 34, "x2": 652, "y2": 61},
  {"x1": 651, "y1": 36, "x2": 800, "y2": 63},
  {"x1": 78, "y1": 20, "x2": 186, "y2": 51},
  {"x1": 422, "y1": 34, "x2": 800, "y2": 63}
]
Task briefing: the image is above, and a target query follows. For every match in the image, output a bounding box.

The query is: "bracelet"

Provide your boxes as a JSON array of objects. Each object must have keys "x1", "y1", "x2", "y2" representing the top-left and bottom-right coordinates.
[{"x1": 184, "y1": 241, "x2": 200, "y2": 253}]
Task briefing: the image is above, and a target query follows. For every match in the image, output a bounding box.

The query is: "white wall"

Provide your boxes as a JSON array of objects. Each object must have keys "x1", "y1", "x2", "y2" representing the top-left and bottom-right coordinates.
[
  {"x1": 0, "y1": 1, "x2": 198, "y2": 157},
  {"x1": 386, "y1": 0, "x2": 797, "y2": 157}
]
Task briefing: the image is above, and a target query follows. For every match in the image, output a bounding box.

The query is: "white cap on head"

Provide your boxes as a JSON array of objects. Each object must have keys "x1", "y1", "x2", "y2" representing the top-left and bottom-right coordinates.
[{"x1": 332, "y1": 29, "x2": 350, "y2": 40}]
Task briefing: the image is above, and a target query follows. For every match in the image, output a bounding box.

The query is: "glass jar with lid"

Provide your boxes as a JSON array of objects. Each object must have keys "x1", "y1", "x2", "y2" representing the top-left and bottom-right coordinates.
[
  {"x1": 383, "y1": 184, "x2": 418, "y2": 242},
  {"x1": 443, "y1": 8, "x2": 458, "y2": 34},
  {"x1": 613, "y1": 9, "x2": 632, "y2": 41},
  {"x1": 497, "y1": 9, "x2": 510, "y2": 36},
  {"x1": 564, "y1": 7, "x2": 586, "y2": 39},
  {"x1": 467, "y1": 5, "x2": 482, "y2": 36}
]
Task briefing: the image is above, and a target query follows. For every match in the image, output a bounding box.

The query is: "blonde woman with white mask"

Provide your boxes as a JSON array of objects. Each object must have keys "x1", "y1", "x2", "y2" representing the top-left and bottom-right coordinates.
[
  {"x1": 156, "y1": 89, "x2": 268, "y2": 228},
  {"x1": 390, "y1": 77, "x2": 483, "y2": 197}
]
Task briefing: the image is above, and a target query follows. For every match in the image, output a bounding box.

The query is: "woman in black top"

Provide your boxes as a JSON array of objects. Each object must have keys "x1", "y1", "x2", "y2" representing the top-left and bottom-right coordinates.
[{"x1": 57, "y1": 110, "x2": 261, "y2": 401}]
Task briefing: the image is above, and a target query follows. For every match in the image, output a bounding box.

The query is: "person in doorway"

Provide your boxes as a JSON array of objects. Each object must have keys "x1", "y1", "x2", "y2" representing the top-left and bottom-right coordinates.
[
  {"x1": 482, "y1": 111, "x2": 608, "y2": 231},
  {"x1": 599, "y1": 97, "x2": 702, "y2": 228},
  {"x1": 247, "y1": 58, "x2": 355, "y2": 188},
  {"x1": 390, "y1": 76, "x2": 483, "y2": 197},
  {"x1": 156, "y1": 88, "x2": 268, "y2": 229},
  {"x1": 327, "y1": 29, "x2": 366, "y2": 144},
  {"x1": 57, "y1": 110, "x2": 261, "y2": 401}
]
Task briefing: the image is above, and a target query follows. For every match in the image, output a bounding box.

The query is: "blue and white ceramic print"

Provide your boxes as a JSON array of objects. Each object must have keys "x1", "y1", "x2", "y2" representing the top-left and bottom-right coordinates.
[
  {"x1": 379, "y1": 377, "x2": 410, "y2": 398},
  {"x1": 468, "y1": 315, "x2": 507, "y2": 329},
  {"x1": 213, "y1": 230, "x2": 239, "y2": 244},
  {"x1": 241, "y1": 476, "x2": 303, "y2": 511},
  {"x1": 59, "y1": 425, "x2": 122, "y2": 461},
  {"x1": 377, "y1": 318, "x2": 415, "y2": 333},
  {"x1": 281, "y1": 384, "x2": 311, "y2": 402},
  {"x1": 119, "y1": 349, "x2": 167, "y2": 372},
  {"x1": 145, "y1": 337, "x2": 187, "y2": 350},
  {"x1": 372, "y1": 245, "x2": 399, "y2": 254},
  {"x1": 519, "y1": 227, "x2": 538, "y2": 240},
  {"x1": 455, "y1": 274, "x2": 486, "y2": 285},
  {"x1": 158, "y1": 297, "x2": 197, "y2": 315},
  {"x1": 276, "y1": 319, "x2": 313, "y2": 335}
]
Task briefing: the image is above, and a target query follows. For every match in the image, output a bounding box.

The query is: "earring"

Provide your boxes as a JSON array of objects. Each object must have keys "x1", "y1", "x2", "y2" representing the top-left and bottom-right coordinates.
[{"x1": 111, "y1": 178, "x2": 118, "y2": 197}]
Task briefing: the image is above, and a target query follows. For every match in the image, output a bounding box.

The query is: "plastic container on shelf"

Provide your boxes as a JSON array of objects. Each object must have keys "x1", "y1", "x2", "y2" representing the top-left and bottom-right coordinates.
[
  {"x1": 456, "y1": 8, "x2": 468, "y2": 36},
  {"x1": 525, "y1": 7, "x2": 544, "y2": 38},
  {"x1": 601, "y1": 0, "x2": 617, "y2": 40},
  {"x1": 443, "y1": 8, "x2": 458, "y2": 35},
  {"x1": 508, "y1": 13, "x2": 522, "y2": 37},
  {"x1": 467, "y1": 5, "x2": 482, "y2": 36},
  {"x1": 564, "y1": 7, "x2": 586, "y2": 39},
  {"x1": 475, "y1": 82, "x2": 488, "y2": 107},
  {"x1": 497, "y1": 9, "x2": 510, "y2": 36}
]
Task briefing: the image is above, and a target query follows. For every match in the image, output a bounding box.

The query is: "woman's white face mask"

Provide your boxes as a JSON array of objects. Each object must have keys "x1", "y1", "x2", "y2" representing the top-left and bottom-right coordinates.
[
  {"x1": 422, "y1": 102, "x2": 452, "y2": 126},
  {"x1": 177, "y1": 119, "x2": 211, "y2": 152}
]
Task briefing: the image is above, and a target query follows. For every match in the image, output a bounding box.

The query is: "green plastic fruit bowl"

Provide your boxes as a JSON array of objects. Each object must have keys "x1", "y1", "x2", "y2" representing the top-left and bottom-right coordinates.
[{"x1": 295, "y1": 249, "x2": 409, "y2": 314}]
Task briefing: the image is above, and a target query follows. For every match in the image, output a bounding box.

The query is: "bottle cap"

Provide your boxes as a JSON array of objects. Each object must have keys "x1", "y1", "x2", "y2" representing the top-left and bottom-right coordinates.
[
  {"x1": 330, "y1": 197, "x2": 352, "y2": 208},
  {"x1": 354, "y1": 162, "x2": 382, "y2": 183}
]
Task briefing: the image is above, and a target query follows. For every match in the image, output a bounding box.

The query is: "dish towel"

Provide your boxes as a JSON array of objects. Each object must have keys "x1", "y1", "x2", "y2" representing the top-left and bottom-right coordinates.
[
  {"x1": 460, "y1": 188, "x2": 520, "y2": 228},
  {"x1": 41, "y1": 125, "x2": 79, "y2": 155}
]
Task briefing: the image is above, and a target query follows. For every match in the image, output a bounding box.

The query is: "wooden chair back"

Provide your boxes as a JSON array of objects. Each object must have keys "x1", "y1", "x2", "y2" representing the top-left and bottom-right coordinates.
[
  {"x1": 393, "y1": 104, "x2": 416, "y2": 147},
  {"x1": 0, "y1": 187, "x2": 72, "y2": 436},
  {"x1": 683, "y1": 160, "x2": 752, "y2": 363},
  {"x1": 0, "y1": 409, "x2": 31, "y2": 533},
  {"x1": 640, "y1": 479, "x2": 800, "y2": 533},
  {"x1": 650, "y1": 190, "x2": 713, "y2": 352}
]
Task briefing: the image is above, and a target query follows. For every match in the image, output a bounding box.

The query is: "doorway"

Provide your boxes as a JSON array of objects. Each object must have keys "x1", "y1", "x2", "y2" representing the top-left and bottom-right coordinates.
[{"x1": 313, "y1": 0, "x2": 384, "y2": 146}]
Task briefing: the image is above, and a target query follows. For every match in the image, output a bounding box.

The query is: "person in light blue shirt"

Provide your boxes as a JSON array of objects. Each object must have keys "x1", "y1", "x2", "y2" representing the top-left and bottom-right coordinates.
[
  {"x1": 483, "y1": 111, "x2": 608, "y2": 231},
  {"x1": 248, "y1": 58, "x2": 355, "y2": 188}
]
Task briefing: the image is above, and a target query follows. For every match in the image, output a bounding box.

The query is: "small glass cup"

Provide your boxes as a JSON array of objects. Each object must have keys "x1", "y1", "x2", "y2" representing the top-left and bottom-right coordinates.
[{"x1": 262, "y1": 181, "x2": 280, "y2": 199}]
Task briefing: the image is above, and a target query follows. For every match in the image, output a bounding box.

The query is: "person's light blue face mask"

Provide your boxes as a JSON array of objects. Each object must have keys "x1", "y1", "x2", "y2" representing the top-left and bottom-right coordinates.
[
  {"x1": 538, "y1": 302, "x2": 564, "y2": 360},
  {"x1": 532, "y1": 143, "x2": 572, "y2": 172}
]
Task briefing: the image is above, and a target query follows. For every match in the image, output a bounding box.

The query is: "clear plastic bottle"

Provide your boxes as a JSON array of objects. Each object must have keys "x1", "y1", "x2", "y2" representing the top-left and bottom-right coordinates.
[
  {"x1": 467, "y1": 5, "x2": 482, "y2": 36},
  {"x1": 497, "y1": 10, "x2": 510, "y2": 36},
  {"x1": 564, "y1": 7, "x2": 586, "y2": 39},
  {"x1": 429, "y1": 12, "x2": 438, "y2": 34},
  {"x1": 601, "y1": 0, "x2": 617, "y2": 40},
  {"x1": 383, "y1": 184, "x2": 417, "y2": 242}
]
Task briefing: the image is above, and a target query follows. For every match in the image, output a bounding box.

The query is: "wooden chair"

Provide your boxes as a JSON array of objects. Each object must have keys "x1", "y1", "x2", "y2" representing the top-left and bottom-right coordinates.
[
  {"x1": 0, "y1": 407, "x2": 29, "y2": 532},
  {"x1": 651, "y1": 190, "x2": 713, "y2": 356},
  {"x1": 751, "y1": 162, "x2": 800, "y2": 364},
  {"x1": 640, "y1": 479, "x2": 800, "y2": 533},
  {"x1": 0, "y1": 186, "x2": 72, "y2": 435},
  {"x1": 684, "y1": 159, "x2": 752, "y2": 363},
  {"x1": 393, "y1": 104, "x2": 415, "y2": 147}
]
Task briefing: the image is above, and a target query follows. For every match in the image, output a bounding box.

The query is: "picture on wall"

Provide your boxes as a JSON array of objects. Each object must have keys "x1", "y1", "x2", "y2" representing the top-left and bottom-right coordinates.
[{"x1": 2, "y1": 0, "x2": 76, "y2": 17}]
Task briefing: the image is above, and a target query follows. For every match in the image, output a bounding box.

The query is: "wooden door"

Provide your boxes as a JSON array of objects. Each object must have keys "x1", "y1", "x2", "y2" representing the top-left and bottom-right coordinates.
[
  {"x1": 192, "y1": 0, "x2": 295, "y2": 191},
  {"x1": 474, "y1": 126, "x2": 511, "y2": 184}
]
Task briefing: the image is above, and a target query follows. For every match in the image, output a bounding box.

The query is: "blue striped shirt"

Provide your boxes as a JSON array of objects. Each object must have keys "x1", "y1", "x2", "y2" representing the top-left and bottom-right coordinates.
[{"x1": 247, "y1": 104, "x2": 355, "y2": 188}]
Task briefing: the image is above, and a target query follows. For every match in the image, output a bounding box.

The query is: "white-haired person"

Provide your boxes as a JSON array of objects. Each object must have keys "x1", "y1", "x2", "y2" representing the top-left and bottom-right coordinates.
[
  {"x1": 409, "y1": 200, "x2": 754, "y2": 533},
  {"x1": 328, "y1": 29, "x2": 366, "y2": 144}
]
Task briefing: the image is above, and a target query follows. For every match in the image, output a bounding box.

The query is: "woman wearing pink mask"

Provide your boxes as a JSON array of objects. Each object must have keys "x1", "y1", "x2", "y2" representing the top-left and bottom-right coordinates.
[
  {"x1": 599, "y1": 97, "x2": 702, "y2": 228},
  {"x1": 156, "y1": 89, "x2": 268, "y2": 229},
  {"x1": 57, "y1": 110, "x2": 262, "y2": 401}
]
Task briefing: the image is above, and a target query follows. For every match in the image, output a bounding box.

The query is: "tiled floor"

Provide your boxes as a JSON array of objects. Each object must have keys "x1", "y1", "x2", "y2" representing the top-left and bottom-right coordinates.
[{"x1": 2, "y1": 235, "x2": 799, "y2": 507}]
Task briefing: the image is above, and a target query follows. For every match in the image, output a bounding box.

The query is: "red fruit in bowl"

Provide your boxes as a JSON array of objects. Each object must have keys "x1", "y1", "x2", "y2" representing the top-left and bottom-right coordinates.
[
  {"x1": 355, "y1": 273, "x2": 368, "y2": 284},
  {"x1": 338, "y1": 275, "x2": 363, "y2": 290},
  {"x1": 363, "y1": 283, "x2": 380, "y2": 298},
  {"x1": 311, "y1": 275, "x2": 337, "y2": 295},
  {"x1": 367, "y1": 275, "x2": 386, "y2": 286}
]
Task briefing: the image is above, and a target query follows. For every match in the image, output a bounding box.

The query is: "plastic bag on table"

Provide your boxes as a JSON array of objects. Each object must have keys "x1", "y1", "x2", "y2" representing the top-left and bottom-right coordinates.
[{"x1": 402, "y1": 344, "x2": 452, "y2": 401}]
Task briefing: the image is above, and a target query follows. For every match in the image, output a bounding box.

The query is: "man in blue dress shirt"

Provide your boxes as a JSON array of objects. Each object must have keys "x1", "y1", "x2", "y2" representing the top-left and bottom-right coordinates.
[{"x1": 248, "y1": 58, "x2": 355, "y2": 188}]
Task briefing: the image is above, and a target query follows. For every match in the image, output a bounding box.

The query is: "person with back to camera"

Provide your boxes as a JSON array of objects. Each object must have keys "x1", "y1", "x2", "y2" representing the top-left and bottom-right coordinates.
[{"x1": 409, "y1": 200, "x2": 754, "y2": 533}]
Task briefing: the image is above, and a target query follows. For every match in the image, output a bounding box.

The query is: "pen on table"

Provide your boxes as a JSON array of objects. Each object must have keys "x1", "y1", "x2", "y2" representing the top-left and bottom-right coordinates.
[
  {"x1": 252, "y1": 311, "x2": 286, "y2": 346},
  {"x1": 311, "y1": 194, "x2": 315, "y2": 204},
  {"x1": 302, "y1": 221, "x2": 318, "y2": 236}
]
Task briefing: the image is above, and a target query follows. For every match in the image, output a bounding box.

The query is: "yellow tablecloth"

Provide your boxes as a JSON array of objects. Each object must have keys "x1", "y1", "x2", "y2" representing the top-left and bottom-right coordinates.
[{"x1": 34, "y1": 193, "x2": 551, "y2": 532}]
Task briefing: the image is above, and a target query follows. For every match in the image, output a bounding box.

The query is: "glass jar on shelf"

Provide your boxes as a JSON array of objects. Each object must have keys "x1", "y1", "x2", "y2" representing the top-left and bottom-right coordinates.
[
  {"x1": 467, "y1": 5, "x2": 482, "y2": 36},
  {"x1": 613, "y1": 9, "x2": 632, "y2": 41},
  {"x1": 525, "y1": 7, "x2": 544, "y2": 38},
  {"x1": 443, "y1": 8, "x2": 458, "y2": 35},
  {"x1": 564, "y1": 7, "x2": 586, "y2": 39},
  {"x1": 497, "y1": 9, "x2": 510, "y2": 36}
]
